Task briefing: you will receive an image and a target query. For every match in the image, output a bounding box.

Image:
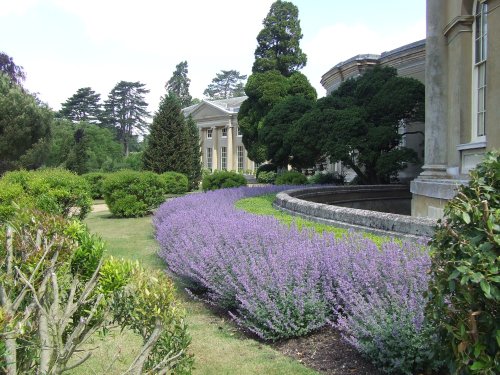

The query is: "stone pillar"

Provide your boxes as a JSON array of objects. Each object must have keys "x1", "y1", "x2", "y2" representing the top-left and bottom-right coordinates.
[
  {"x1": 420, "y1": 0, "x2": 448, "y2": 177},
  {"x1": 212, "y1": 127, "x2": 218, "y2": 171},
  {"x1": 199, "y1": 128, "x2": 204, "y2": 168},
  {"x1": 227, "y1": 122, "x2": 234, "y2": 171}
]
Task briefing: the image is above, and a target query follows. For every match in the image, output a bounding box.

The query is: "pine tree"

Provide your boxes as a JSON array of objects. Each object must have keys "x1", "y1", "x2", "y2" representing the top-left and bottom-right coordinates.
[
  {"x1": 103, "y1": 81, "x2": 150, "y2": 156},
  {"x1": 143, "y1": 95, "x2": 190, "y2": 174},
  {"x1": 203, "y1": 70, "x2": 247, "y2": 100},
  {"x1": 59, "y1": 87, "x2": 102, "y2": 123},
  {"x1": 165, "y1": 61, "x2": 192, "y2": 108},
  {"x1": 252, "y1": 0, "x2": 307, "y2": 76}
]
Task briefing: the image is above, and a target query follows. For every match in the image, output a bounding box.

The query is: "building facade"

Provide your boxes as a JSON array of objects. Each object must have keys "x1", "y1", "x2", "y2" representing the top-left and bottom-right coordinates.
[
  {"x1": 320, "y1": 40, "x2": 426, "y2": 182},
  {"x1": 183, "y1": 97, "x2": 256, "y2": 173},
  {"x1": 411, "y1": 0, "x2": 500, "y2": 218}
]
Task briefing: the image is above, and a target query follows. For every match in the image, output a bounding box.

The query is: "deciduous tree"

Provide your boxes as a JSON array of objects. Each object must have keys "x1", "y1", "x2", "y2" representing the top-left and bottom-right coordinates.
[
  {"x1": 203, "y1": 70, "x2": 247, "y2": 100},
  {"x1": 0, "y1": 52, "x2": 25, "y2": 86}
]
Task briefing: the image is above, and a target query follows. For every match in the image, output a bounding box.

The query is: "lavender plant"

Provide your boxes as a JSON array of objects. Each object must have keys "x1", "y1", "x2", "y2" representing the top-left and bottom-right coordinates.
[{"x1": 154, "y1": 186, "x2": 436, "y2": 373}]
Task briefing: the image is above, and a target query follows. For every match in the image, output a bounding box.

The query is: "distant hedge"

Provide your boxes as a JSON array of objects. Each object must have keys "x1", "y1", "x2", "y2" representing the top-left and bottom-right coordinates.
[
  {"x1": 0, "y1": 168, "x2": 92, "y2": 222},
  {"x1": 202, "y1": 171, "x2": 247, "y2": 191},
  {"x1": 82, "y1": 172, "x2": 107, "y2": 199},
  {"x1": 162, "y1": 172, "x2": 189, "y2": 194},
  {"x1": 275, "y1": 171, "x2": 307, "y2": 185},
  {"x1": 103, "y1": 170, "x2": 167, "y2": 217}
]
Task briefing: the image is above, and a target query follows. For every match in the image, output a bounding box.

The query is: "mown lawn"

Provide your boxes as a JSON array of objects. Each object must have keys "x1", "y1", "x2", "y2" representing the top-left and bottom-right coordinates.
[{"x1": 74, "y1": 206, "x2": 318, "y2": 375}]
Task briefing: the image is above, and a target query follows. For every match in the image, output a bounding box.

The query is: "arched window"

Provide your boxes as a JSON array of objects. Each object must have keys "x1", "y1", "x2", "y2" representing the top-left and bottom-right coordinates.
[{"x1": 472, "y1": 1, "x2": 487, "y2": 139}]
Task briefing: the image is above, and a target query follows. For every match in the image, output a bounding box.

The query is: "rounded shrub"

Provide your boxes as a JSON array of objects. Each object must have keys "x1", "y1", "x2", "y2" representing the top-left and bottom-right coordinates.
[
  {"x1": 201, "y1": 170, "x2": 247, "y2": 191},
  {"x1": 82, "y1": 172, "x2": 107, "y2": 199},
  {"x1": 0, "y1": 168, "x2": 92, "y2": 221},
  {"x1": 256, "y1": 163, "x2": 277, "y2": 179},
  {"x1": 162, "y1": 171, "x2": 189, "y2": 194},
  {"x1": 103, "y1": 170, "x2": 167, "y2": 217},
  {"x1": 275, "y1": 171, "x2": 307, "y2": 185},
  {"x1": 426, "y1": 151, "x2": 500, "y2": 375},
  {"x1": 308, "y1": 172, "x2": 345, "y2": 185},
  {"x1": 256, "y1": 171, "x2": 277, "y2": 184}
]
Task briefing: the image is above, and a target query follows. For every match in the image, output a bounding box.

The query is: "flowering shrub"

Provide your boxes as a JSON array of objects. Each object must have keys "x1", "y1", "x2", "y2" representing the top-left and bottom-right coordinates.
[{"x1": 155, "y1": 186, "x2": 435, "y2": 372}]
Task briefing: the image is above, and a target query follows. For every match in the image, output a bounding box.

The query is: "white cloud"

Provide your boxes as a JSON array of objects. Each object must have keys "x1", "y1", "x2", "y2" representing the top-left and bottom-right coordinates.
[{"x1": 0, "y1": 0, "x2": 39, "y2": 17}]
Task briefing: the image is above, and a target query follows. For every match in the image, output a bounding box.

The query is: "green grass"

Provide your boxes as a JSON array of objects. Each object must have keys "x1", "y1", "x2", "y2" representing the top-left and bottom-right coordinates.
[
  {"x1": 235, "y1": 193, "x2": 389, "y2": 246},
  {"x1": 75, "y1": 205, "x2": 317, "y2": 375}
]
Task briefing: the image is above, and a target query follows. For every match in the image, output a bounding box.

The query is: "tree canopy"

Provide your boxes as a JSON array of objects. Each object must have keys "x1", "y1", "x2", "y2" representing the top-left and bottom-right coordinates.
[
  {"x1": 59, "y1": 87, "x2": 102, "y2": 123},
  {"x1": 143, "y1": 94, "x2": 201, "y2": 189},
  {"x1": 252, "y1": 0, "x2": 307, "y2": 76},
  {"x1": 237, "y1": 70, "x2": 316, "y2": 163},
  {"x1": 0, "y1": 52, "x2": 26, "y2": 86},
  {"x1": 313, "y1": 66, "x2": 425, "y2": 184},
  {"x1": 0, "y1": 74, "x2": 51, "y2": 174},
  {"x1": 103, "y1": 81, "x2": 150, "y2": 156},
  {"x1": 165, "y1": 61, "x2": 192, "y2": 108},
  {"x1": 203, "y1": 70, "x2": 247, "y2": 100}
]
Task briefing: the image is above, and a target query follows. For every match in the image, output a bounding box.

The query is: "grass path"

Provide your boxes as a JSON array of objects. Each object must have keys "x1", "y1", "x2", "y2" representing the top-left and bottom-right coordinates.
[{"x1": 81, "y1": 208, "x2": 317, "y2": 375}]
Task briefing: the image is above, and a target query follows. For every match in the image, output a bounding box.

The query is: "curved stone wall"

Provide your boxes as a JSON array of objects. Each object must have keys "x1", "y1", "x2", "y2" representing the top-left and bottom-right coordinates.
[{"x1": 273, "y1": 186, "x2": 436, "y2": 240}]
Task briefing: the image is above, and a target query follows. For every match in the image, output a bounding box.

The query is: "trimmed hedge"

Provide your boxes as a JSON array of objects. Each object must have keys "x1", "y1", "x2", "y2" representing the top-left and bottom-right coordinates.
[
  {"x1": 82, "y1": 172, "x2": 107, "y2": 199},
  {"x1": 275, "y1": 171, "x2": 307, "y2": 185},
  {"x1": 257, "y1": 171, "x2": 277, "y2": 184},
  {"x1": 162, "y1": 172, "x2": 189, "y2": 194},
  {"x1": 202, "y1": 171, "x2": 247, "y2": 191},
  {"x1": 0, "y1": 168, "x2": 92, "y2": 221},
  {"x1": 308, "y1": 172, "x2": 345, "y2": 185},
  {"x1": 103, "y1": 170, "x2": 167, "y2": 217},
  {"x1": 256, "y1": 163, "x2": 277, "y2": 179}
]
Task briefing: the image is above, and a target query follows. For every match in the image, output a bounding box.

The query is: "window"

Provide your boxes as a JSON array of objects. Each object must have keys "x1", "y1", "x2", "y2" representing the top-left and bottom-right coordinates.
[
  {"x1": 221, "y1": 147, "x2": 227, "y2": 169},
  {"x1": 221, "y1": 127, "x2": 227, "y2": 137},
  {"x1": 237, "y1": 127, "x2": 242, "y2": 136},
  {"x1": 237, "y1": 146, "x2": 244, "y2": 171},
  {"x1": 206, "y1": 148, "x2": 212, "y2": 169},
  {"x1": 473, "y1": 1, "x2": 487, "y2": 138},
  {"x1": 207, "y1": 128, "x2": 213, "y2": 139}
]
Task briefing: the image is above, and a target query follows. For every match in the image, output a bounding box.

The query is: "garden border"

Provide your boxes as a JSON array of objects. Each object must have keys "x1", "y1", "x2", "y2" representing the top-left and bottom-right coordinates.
[{"x1": 273, "y1": 185, "x2": 437, "y2": 240}]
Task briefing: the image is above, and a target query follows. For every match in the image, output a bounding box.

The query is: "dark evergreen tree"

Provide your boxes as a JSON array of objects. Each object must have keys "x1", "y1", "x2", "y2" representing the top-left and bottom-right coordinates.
[
  {"x1": 59, "y1": 87, "x2": 102, "y2": 123},
  {"x1": 185, "y1": 115, "x2": 202, "y2": 190},
  {"x1": 165, "y1": 61, "x2": 192, "y2": 108},
  {"x1": 0, "y1": 52, "x2": 26, "y2": 86},
  {"x1": 203, "y1": 70, "x2": 247, "y2": 100},
  {"x1": 252, "y1": 0, "x2": 307, "y2": 76},
  {"x1": 65, "y1": 128, "x2": 89, "y2": 174},
  {"x1": 103, "y1": 81, "x2": 150, "y2": 156},
  {"x1": 143, "y1": 94, "x2": 201, "y2": 189}
]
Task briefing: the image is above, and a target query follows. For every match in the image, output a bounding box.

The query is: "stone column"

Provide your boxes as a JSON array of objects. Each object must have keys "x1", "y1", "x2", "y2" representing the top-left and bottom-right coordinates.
[
  {"x1": 420, "y1": 0, "x2": 448, "y2": 177},
  {"x1": 212, "y1": 127, "x2": 218, "y2": 171},
  {"x1": 199, "y1": 128, "x2": 204, "y2": 168},
  {"x1": 227, "y1": 122, "x2": 234, "y2": 171}
]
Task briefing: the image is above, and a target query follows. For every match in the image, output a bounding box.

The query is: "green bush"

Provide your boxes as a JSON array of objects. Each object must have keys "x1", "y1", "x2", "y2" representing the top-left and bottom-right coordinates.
[
  {"x1": 162, "y1": 171, "x2": 189, "y2": 194},
  {"x1": 257, "y1": 171, "x2": 277, "y2": 184},
  {"x1": 82, "y1": 172, "x2": 107, "y2": 199},
  {"x1": 0, "y1": 168, "x2": 92, "y2": 221},
  {"x1": 274, "y1": 171, "x2": 307, "y2": 185},
  {"x1": 308, "y1": 172, "x2": 345, "y2": 185},
  {"x1": 202, "y1": 170, "x2": 247, "y2": 191},
  {"x1": 0, "y1": 208, "x2": 193, "y2": 374},
  {"x1": 256, "y1": 163, "x2": 277, "y2": 179},
  {"x1": 426, "y1": 151, "x2": 500, "y2": 375},
  {"x1": 103, "y1": 170, "x2": 167, "y2": 217}
]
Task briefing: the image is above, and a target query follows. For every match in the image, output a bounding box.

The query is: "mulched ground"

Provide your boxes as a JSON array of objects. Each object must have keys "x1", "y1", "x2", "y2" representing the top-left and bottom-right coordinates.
[{"x1": 272, "y1": 326, "x2": 380, "y2": 375}]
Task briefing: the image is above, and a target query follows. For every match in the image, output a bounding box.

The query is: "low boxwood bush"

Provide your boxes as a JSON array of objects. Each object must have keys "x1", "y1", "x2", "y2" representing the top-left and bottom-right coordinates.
[
  {"x1": 308, "y1": 172, "x2": 345, "y2": 185},
  {"x1": 82, "y1": 172, "x2": 107, "y2": 199},
  {"x1": 275, "y1": 171, "x2": 307, "y2": 185},
  {"x1": 103, "y1": 170, "x2": 167, "y2": 217},
  {"x1": 427, "y1": 151, "x2": 500, "y2": 375},
  {"x1": 257, "y1": 171, "x2": 277, "y2": 184},
  {"x1": 162, "y1": 171, "x2": 189, "y2": 194},
  {"x1": 202, "y1": 170, "x2": 247, "y2": 191},
  {"x1": 0, "y1": 168, "x2": 92, "y2": 221}
]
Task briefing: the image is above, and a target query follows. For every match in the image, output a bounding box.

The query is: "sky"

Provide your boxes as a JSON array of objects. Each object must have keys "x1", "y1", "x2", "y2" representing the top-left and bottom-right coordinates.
[{"x1": 0, "y1": 0, "x2": 426, "y2": 114}]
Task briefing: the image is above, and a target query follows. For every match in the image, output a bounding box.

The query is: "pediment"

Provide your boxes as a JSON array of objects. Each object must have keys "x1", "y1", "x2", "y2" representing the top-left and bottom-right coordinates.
[{"x1": 190, "y1": 102, "x2": 230, "y2": 121}]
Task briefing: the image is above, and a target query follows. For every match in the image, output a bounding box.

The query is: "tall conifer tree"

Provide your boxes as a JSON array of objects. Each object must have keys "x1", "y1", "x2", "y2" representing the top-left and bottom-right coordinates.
[{"x1": 165, "y1": 61, "x2": 192, "y2": 108}]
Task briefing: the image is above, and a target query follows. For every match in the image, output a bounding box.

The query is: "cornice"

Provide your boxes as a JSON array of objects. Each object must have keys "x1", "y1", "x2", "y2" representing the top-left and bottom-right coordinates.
[{"x1": 443, "y1": 15, "x2": 474, "y2": 37}]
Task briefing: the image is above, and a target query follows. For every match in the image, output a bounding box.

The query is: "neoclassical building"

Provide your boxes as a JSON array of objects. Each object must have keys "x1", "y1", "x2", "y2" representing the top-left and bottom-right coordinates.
[
  {"x1": 411, "y1": 0, "x2": 500, "y2": 218},
  {"x1": 183, "y1": 97, "x2": 256, "y2": 173}
]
